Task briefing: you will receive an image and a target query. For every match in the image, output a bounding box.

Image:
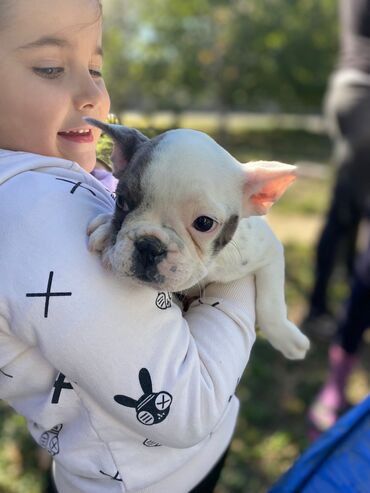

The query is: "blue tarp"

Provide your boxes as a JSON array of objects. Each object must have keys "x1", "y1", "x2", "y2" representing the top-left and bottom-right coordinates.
[{"x1": 268, "y1": 395, "x2": 370, "y2": 493}]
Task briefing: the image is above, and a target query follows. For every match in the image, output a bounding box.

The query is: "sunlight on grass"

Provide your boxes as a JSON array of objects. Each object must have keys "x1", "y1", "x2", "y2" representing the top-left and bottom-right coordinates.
[
  {"x1": 347, "y1": 368, "x2": 370, "y2": 404},
  {"x1": 255, "y1": 432, "x2": 299, "y2": 475}
]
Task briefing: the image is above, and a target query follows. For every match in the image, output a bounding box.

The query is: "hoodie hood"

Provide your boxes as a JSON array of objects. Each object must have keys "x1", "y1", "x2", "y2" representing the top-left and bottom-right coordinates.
[{"x1": 0, "y1": 149, "x2": 81, "y2": 186}]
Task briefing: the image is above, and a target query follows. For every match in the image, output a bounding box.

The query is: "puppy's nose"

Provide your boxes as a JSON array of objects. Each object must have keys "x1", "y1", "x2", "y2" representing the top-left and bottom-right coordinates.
[{"x1": 134, "y1": 236, "x2": 167, "y2": 267}]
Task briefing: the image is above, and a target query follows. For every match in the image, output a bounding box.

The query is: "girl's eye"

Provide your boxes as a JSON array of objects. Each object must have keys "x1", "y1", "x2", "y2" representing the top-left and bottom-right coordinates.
[
  {"x1": 89, "y1": 68, "x2": 102, "y2": 78},
  {"x1": 116, "y1": 195, "x2": 130, "y2": 213},
  {"x1": 192, "y1": 216, "x2": 217, "y2": 232},
  {"x1": 32, "y1": 67, "x2": 64, "y2": 79}
]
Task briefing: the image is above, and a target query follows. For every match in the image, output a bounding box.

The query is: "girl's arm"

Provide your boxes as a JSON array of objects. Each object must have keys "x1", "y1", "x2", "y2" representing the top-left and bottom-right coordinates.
[{"x1": 2, "y1": 166, "x2": 255, "y2": 448}]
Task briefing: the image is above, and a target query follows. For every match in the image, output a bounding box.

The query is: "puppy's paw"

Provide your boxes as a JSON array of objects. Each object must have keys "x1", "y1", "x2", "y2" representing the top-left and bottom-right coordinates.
[
  {"x1": 87, "y1": 213, "x2": 113, "y2": 236},
  {"x1": 276, "y1": 322, "x2": 310, "y2": 360},
  {"x1": 87, "y1": 215, "x2": 113, "y2": 253},
  {"x1": 261, "y1": 320, "x2": 310, "y2": 360}
]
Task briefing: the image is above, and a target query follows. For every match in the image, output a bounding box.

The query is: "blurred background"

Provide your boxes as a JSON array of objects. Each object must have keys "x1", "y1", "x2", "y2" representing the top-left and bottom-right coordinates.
[{"x1": 1, "y1": 0, "x2": 369, "y2": 492}]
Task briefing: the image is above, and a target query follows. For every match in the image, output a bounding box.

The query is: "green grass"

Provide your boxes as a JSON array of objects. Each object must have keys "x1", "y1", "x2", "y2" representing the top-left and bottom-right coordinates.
[
  {"x1": 224, "y1": 129, "x2": 331, "y2": 165},
  {"x1": 273, "y1": 176, "x2": 332, "y2": 216},
  {"x1": 0, "y1": 126, "x2": 368, "y2": 493}
]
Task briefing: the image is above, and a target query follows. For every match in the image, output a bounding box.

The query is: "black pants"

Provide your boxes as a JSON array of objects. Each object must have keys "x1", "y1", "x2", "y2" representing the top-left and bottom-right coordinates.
[
  {"x1": 335, "y1": 241, "x2": 370, "y2": 354},
  {"x1": 189, "y1": 448, "x2": 229, "y2": 493},
  {"x1": 309, "y1": 165, "x2": 360, "y2": 314},
  {"x1": 309, "y1": 81, "x2": 370, "y2": 315}
]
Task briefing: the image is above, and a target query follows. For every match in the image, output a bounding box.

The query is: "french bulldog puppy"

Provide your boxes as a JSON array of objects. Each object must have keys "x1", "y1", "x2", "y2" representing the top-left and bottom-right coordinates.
[{"x1": 86, "y1": 118, "x2": 310, "y2": 360}]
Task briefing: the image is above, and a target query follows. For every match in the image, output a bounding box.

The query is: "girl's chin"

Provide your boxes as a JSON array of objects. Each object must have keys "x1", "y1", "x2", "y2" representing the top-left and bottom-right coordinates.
[
  {"x1": 59, "y1": 150, "x2": 96, "y2": 172},
  {"x1": 76, "y1": 158, "x2": 96, "y2": 173}
]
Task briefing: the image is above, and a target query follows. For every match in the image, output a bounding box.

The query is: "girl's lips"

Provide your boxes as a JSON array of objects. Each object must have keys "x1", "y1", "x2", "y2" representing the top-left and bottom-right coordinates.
[{"x1": 58, "y1": 129, "x2": 94, "y2": 143}]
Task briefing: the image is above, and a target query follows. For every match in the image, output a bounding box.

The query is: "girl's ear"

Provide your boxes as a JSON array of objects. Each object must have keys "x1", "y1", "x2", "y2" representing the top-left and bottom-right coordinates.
[
  {"x1": 241, "y1": 161, "x2": 297, "y2": 216},
  {"x1": 84, "y1": 118, "x2": 150, "y2": 177}
]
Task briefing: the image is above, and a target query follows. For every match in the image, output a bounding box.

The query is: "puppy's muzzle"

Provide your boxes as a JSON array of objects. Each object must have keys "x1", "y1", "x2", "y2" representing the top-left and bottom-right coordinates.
[{"x1": 133, "y1": 236, "x2": 167, "y2": 283}]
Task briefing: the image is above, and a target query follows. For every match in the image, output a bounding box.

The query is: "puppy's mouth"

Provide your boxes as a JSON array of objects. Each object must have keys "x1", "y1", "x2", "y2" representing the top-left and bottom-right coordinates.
[{"x1": 107, "y1": 232, "x2": 201, "y2": 291}]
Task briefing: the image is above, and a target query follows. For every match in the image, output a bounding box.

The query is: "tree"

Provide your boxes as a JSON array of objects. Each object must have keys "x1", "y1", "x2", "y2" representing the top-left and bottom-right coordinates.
[{"x1": 102, "y1": 0, "x2": 338, "y2": 112}]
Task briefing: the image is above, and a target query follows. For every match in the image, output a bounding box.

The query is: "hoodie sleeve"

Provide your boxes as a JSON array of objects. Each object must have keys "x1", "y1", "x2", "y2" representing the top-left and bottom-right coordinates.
[{"x1": 1, "y1": 166, "x2": 255, "y2": 449}]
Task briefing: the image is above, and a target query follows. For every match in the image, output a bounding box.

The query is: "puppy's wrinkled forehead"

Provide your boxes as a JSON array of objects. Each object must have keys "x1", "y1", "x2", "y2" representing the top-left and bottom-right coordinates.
[
  {"x1": 85, "y1": 119, "x2": 244, "y2": 216},
  {"x1": 137, "y1": 129, "x2": 243, "y2": 206}
]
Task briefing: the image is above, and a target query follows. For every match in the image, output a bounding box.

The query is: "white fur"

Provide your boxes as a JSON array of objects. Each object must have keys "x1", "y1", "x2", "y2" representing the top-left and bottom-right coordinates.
[{"x1": 88, "y1": 129, "x2": 310, "y2": 360}]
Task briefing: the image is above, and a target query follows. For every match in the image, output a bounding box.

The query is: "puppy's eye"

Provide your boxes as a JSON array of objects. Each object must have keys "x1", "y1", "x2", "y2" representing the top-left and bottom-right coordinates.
[
  {"x1": 192, "y1": 216, "x2": 217, "y2": 232},
  {"x1": 116, "y1": 195, "x2": 130, "y2": 212}
]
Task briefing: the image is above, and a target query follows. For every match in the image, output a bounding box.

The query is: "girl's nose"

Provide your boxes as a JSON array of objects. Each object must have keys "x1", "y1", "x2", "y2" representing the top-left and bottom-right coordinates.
[{"x1": 73, "y1": 72, "x2": 105, "y2": 111}]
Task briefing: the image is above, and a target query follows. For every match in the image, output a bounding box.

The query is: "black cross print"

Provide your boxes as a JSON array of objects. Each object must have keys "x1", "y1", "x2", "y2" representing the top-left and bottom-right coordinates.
[
  {"x1": 56, "y1": 178, "x2": 96, "y2": 196},
  {"x1": 0, "y1": 369, "x2": 13, "y2": 378},
  {"x1": 52, "y1": 373, "x2": 73, "y2": 404},
  {"x1": 99, "y1": 470, "x2": 123, "y2": 482},
  {"x1": 26, "y1": 271, "x2": 72, "y2": 318}
]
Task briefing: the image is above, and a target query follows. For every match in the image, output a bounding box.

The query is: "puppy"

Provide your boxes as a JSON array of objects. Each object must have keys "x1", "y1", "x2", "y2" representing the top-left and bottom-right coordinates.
[{"x1": 86, "y1": 118, "x2": 310, "y2": 360}]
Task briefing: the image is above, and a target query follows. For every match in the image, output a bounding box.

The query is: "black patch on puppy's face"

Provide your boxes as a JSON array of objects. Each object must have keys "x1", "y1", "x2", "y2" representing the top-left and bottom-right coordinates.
[
  {"x1": 110, "y1": 135, "x2": 164, "y2": 243},
  {"x1": 213, "y1": 215, "x2": 239, "y2": 254}
]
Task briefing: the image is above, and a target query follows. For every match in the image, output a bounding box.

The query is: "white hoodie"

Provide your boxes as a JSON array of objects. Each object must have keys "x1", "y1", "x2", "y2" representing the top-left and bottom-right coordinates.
[{"x1": 0, "y1": 149, "x2": 255, "y2": 493}]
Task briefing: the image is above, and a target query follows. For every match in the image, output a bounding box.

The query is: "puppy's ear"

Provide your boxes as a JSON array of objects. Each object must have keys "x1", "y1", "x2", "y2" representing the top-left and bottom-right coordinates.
[
  {"x1": 84, "y1": 118, "x2": 149, "y2": 177},
  {"x1": 241, "y1": 161, "x2": 297, "y2": 216}
]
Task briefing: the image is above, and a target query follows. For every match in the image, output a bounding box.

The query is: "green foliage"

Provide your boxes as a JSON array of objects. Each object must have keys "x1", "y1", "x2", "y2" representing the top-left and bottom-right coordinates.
[
  {"x1": 96, "y1": 133, "x2": 113, "y2": 168},
  {"x1": 0, "y1": 402, "x2": 45, "y2": 493},
  {"x1": 227, "y1": 128, "x2": 331, "y2": 166},
  {"x1": 103, "y1": 0, "x2": 338, "y2": 112},
  {"x1": 95, "y1": 113, "x2": 122, "y2": 169}
]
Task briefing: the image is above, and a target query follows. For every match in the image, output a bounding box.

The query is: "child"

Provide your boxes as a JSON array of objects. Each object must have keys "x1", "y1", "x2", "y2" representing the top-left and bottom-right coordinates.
[{"x1": 0, "y1": 1, "x2": 256, "y2": 492}]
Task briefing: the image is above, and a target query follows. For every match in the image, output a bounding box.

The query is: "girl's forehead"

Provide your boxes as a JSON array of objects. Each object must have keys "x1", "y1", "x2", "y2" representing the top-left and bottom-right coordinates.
[{"x1": 4, "y1": 0, "x2": 101, "y2": 45}]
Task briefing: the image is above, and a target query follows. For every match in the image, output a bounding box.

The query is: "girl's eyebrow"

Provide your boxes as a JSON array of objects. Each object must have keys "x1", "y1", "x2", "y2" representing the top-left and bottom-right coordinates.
[{"x1": 17, "y1": 35, "x2": 103, "y2": 56}]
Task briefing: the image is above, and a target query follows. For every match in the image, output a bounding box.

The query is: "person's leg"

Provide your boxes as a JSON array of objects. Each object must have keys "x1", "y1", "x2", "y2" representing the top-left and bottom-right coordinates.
[
  {"x1": 308, "y1": 169, "x2": 359, "y2": 317},
  {"x1": 308, "y1": 343, "x2": 358, "y2": 435},
  {"x1": 303, "y1": 82, "x2": 370, "y2": 335},
  {"x1": 308, "y1": 244, "x2": 370, "y2": 436}
]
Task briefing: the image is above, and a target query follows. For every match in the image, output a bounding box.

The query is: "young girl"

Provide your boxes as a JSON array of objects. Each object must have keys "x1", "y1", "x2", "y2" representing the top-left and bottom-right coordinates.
[{"x1": 0, "y1": 1, "x2": 256, "y2": 492}]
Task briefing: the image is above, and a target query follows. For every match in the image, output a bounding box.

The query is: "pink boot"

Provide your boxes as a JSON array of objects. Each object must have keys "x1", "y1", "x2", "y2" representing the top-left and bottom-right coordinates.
[{"x1": 308, "y1": 344, "x2": 358, "y2": 439}]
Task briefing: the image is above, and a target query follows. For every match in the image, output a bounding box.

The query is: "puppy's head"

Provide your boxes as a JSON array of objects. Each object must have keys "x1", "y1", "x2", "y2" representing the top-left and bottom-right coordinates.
[{"x1": 87, "y1": 118, "x2": 296, "y2": 291}]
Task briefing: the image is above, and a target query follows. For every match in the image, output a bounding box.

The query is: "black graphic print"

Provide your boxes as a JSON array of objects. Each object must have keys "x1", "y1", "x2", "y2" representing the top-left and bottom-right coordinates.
[
  {"x1": 197, "y1": 299, "x2": 220, "y2": 308},
  {"x1": 143, "y1": 438, "x2": 162, "y2": 447},
  {"x1": 52, "y1": 373, "x2": 73, "y2": 404},
  {"x1": 40, "y1": 424, "x2": 63, "y2": 456},
  {"x1": 26, "y1": 271, "x2": 72, "y2": 318},
  {"x1": 56, "y1": 178, "x2": 96, "y2": 196},
  {"x1": 228, "y1": 376, "x2": 240, "y2": 403},
  {"x1": 155, "y1": 292, "x2": 172, "y2": 310},
  {"x1": 114, "y1": 368, "x2": 172, "y2": 425},
  {"x1": 0, "y1": 369, "x2": 13, "y2": 378},
  {"x1": 100, "y1": 470, "x2": 123, "y2": 482}
]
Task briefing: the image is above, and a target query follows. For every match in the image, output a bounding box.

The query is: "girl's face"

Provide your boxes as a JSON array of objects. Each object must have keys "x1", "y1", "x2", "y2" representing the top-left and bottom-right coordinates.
[{"x1": 0, "y1": 0, "x2": 110, "y2": 172}]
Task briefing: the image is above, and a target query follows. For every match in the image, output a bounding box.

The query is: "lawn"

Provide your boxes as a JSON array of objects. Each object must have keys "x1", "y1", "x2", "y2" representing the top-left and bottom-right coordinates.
[{"x1": 0, "y1": 125, "x2": 369, "y2": 493}]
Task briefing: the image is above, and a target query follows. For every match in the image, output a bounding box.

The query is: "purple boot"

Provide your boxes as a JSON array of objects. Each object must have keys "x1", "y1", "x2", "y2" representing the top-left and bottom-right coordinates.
[{"x1": 308, "y1": 344, "x2": 358, "y2": 440}]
